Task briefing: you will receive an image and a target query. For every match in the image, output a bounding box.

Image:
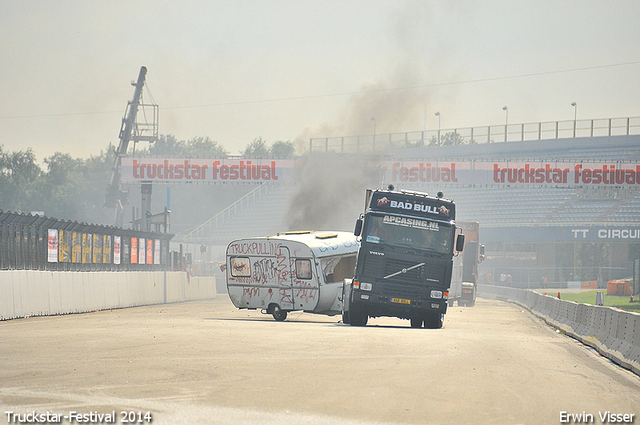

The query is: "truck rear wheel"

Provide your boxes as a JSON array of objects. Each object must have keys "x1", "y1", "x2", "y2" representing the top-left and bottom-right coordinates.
[
  {"x1": 348, "y1": 304, "x2": 368, "y2": 326},
  {"x1": 271, "y1": 305, "x2": 287, "y2": 322},
  {"x1": 410, "y1": 317, "x2": 423, "y2": 328},
  {"x1": 423, "y1": 312, "x2": 443, "y2": 329}
]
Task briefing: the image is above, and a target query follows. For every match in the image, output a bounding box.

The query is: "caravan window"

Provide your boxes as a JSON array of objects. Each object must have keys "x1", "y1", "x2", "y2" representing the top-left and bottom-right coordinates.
[
  {"x1": 321, "y1": 255, "x2": 356, "y2": 284},
  {"x1": 230, "y1": 257, "x2": 251, "y2": 277},
  {"x1": 295, "y1": 259, "x2": 312, "y2": 279}
]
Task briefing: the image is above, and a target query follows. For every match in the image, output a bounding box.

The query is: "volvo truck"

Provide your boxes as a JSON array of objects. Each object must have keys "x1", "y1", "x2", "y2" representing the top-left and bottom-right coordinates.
[{"x1": 343, "y1": 186, "x2": 464, "y2": 328}]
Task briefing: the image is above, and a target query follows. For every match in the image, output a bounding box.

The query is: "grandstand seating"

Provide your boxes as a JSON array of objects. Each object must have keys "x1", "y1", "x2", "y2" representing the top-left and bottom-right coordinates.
[
  {"x1": 180, "y1": 183, "x2": 289, "y2": 245},
  {"x1": 179, "y1": 134, "x2": 640, "y2": 246}
]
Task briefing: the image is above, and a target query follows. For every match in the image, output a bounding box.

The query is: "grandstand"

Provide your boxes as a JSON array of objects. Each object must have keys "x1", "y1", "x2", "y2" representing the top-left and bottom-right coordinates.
[
  {"x1": 177, "y1": 128, "x2": 640, "y2": 291},
  {"x1": 393, "y1": 135, "x2": 640, "y2": 226}
]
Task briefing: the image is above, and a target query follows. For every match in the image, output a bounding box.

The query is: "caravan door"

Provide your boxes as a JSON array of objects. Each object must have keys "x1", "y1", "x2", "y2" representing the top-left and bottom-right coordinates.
[
  {"x1": 315, "y1": 254, "x2": 357, "y2": 313},
  {"x1": 248, "y1": 244, "x2": 294, "y2": 311},
  {"x1": 272, "y1": 245, "x2": 294, "y2": 310}
]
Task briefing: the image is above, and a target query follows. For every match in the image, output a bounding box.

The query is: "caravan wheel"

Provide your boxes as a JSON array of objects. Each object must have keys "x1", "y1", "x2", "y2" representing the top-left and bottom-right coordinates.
[{"x1": 271, "y1": 305, "x2": 287, "y2": 322}]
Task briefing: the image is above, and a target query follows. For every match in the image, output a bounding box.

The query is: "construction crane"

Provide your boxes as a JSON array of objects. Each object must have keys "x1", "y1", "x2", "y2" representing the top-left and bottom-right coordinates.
[{"x1": 105, "y1": 66, "x2": 158, "y2": 228}]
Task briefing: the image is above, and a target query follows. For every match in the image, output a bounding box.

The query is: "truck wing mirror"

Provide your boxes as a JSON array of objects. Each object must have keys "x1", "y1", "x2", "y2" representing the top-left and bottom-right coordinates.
[
  {"x1": 456, "y1": 234, "x2": 465, "y2": 252},
  {"x1": 354, "y1": 218, "x2": 363, "y2": 236}
]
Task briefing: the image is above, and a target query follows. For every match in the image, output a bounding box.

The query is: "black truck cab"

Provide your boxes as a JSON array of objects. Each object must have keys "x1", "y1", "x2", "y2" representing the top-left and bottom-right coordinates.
[{"x1": 344, "y1": 187, "x2": 464, "y2": 328}]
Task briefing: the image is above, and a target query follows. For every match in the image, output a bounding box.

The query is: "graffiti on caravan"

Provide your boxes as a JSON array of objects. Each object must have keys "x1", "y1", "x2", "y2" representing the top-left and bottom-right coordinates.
[{"x1": 119, "y1": 158, "x2": 295, "y2": 184}]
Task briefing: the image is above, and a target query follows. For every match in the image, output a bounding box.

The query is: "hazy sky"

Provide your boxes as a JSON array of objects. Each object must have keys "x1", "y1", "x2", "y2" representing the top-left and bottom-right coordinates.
[{"x1": 1, "y1": 0, "x2": 639, "y2": 161}]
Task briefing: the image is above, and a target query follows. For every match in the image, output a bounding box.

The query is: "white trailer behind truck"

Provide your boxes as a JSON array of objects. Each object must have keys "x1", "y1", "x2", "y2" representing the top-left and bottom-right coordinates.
[
  {"x1": 225, "y1": 231, "x2": 359, "y2": 321},
  {"x1": 449, "y1": 221, "x2": 484, "y2": 307}
]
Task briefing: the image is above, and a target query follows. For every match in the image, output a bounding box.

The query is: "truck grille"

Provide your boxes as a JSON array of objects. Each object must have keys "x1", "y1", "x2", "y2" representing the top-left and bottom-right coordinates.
[{"x1": 362, "y1": 257, "x2": 446, "y2": 289}]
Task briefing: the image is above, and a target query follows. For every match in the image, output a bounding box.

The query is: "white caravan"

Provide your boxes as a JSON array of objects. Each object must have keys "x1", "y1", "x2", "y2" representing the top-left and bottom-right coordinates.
[{"x1": 225, "y1": 231, "x2": 359, "y2": 321}]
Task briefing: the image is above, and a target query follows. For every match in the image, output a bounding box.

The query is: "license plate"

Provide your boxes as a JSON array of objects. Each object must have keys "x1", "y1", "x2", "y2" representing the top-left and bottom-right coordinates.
[{"x1": 391, "y1": 297, "x2": 411, "y2": 305}]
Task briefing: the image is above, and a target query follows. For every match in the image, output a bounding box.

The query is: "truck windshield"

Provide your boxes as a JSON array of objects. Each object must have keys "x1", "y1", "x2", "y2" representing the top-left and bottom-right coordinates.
[{"x1": 364, "y1": 214, "x2": 454, "y2": 255}]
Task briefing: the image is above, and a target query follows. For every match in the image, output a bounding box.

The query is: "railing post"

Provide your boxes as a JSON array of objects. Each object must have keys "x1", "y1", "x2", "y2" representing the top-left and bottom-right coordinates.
[
  {"x1": 591, "y1": 119, "x2": 594, "y2": 137},
  {"x1": 555, "y1": 121, "x2": 559, "y2": 139},
  {"x1": 538, "y1": 122, "x2": 542, "y2": 140},
  {"x1": 609, "y1": 118, "x2": 612, "y2": 136},
  {"x1": 487, "y1": 126, "x2": 491, "y2": 143}
]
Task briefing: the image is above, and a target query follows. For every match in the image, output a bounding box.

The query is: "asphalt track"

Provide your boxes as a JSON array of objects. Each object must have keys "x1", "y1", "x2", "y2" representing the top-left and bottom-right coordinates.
[{"x1": 1, "y1": 296, "x2": 638, "y2": 425}]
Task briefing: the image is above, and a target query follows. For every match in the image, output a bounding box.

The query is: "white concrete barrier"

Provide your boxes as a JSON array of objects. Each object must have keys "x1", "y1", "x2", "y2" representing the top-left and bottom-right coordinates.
[
  {"x1": 478, "y1": 284, "x2": 640, "y2": 376},
  {"x1": 0, "y1": 271, "x2": 216, "y2": 321}
]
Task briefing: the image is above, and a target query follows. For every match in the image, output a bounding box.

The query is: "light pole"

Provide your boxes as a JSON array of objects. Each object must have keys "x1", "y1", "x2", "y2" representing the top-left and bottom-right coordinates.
[
  {"x1": 371, "y1": 117, "x2": 376, "y2": 151},
  {"x1": 571, "y1": 102, "x2": 577, "y2": 137},
  {"x1": 422, "y1": 107, "x2": 427, "y2": 147},
  {"x1": 502, "y1": 106, "x2": 508, "y2": 142},
  {"x1": 435, "y1": 112, "x2": 441, "y2": 145}
]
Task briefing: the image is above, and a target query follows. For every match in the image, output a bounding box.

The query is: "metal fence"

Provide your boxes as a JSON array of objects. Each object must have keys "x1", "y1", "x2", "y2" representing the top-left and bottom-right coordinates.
[
  {"x1": 0, "y1": 210, "x2": 174, "y2": 271},
  {"x1": 309, "y1": 116, "x2": 640, "y2": 153}
]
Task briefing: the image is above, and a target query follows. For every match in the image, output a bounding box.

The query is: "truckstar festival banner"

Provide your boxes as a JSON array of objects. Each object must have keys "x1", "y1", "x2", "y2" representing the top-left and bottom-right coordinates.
[
  {"x1": 120, "y1": 158, "x2": 295, "y2": 184},
  {"x1": 380, "y1": 160, "x2": 640, "y2": 188},
  {"x1": 119, "y1": 157, "x2": 640, "y2": 188}
]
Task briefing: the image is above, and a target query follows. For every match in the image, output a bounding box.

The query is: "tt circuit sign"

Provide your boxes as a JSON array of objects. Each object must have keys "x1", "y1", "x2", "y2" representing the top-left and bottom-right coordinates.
[{"x1": 483, "y1": 225, "x2": 640, "y2": 243}]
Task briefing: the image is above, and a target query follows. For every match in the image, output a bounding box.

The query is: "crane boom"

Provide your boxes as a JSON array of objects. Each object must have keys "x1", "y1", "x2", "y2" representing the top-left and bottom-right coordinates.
[{"x1": 105, "y1": 66, "x2": 147, "y2": 227}]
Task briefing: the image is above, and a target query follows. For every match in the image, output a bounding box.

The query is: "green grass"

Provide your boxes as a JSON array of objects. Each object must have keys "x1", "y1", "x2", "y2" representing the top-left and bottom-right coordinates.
[{"x1": 556, "y1": 290, "x2": 640, "y2": 313}]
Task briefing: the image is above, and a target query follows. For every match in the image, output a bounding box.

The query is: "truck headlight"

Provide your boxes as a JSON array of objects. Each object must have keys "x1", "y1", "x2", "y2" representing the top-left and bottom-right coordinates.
[
  {"x1": 430, "y1": 290, "x2": 443, "y2": 299},
  {"x1": 360, "y1": 282, "x2": 373, "y2": 291}
]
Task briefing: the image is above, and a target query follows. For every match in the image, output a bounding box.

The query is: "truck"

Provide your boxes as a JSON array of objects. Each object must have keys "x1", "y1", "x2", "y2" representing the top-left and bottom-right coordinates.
[
  {"x1": 225, "y1": 231, "x2": 359, "y2": 321},
  {"x1": 448, "y1": 221, "x2": 484, "y2": 307},
  {"x1": 343, "y1": 186, "x2": 465, "y2": 328}
]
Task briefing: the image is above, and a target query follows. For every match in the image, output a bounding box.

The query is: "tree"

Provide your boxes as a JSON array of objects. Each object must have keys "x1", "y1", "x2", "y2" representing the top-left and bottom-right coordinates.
[
  {"x1": 183, "y1": 136, "x2": 227, "y2": 157},
  {"x1": 37, "y1": 147, "x2": 115, "y2": 223},
  {"x1": 429, "y1": 131, "x2": 465, "y2": 147},
  {"x1": 270, "y1": 140, "x2": 295, "y2": 157},
  {"x1": 242, "y1": 137, "x2": 270, "y2": 157},
  {"x1": 147, "y1": 134, "x2": 184, "y2": 156},
  {"x1": 0, "y1": 146, "x2": 41, "y2": 212},
  {"x1": 146, "y1": 135, "x2": 227, "y2": 157}
]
